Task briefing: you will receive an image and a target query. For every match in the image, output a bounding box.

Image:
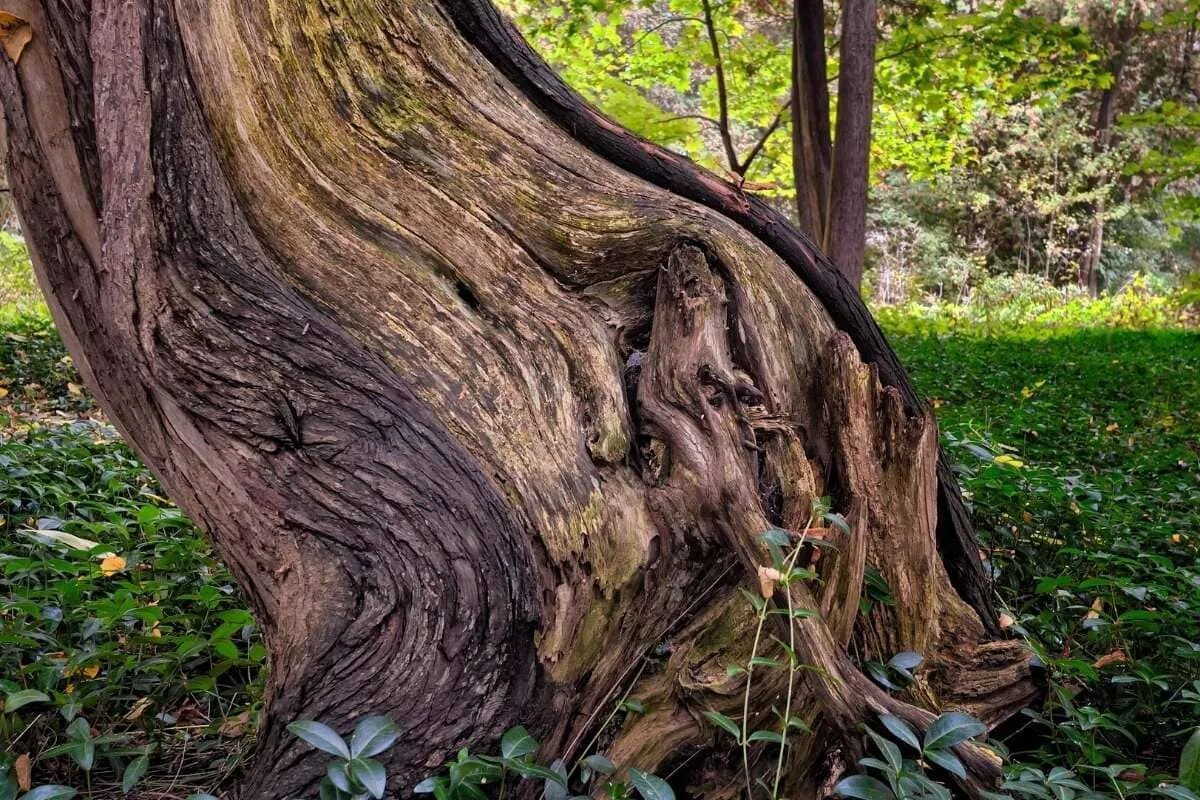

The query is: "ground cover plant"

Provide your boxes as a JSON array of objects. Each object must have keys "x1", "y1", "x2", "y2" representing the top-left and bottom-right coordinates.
[
  {"x1": 1, "y1": 295, "x2": 1197, "y2": 797},
  {"x1": 0, "y1": 314, "x2": 262, "y2": 799}
]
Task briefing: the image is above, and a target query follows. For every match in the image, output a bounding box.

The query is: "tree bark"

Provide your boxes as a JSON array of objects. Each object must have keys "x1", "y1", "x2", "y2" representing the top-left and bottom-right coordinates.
[
  {"x1": 789, "y1": 0, "x2": 875, "y2": 290},
  {"x1": 826, "y1": 0, "x2": 877, "y2": 292},
  {"x1": 791, "y1": 0, "x2": 833, "y2": 245},
  {"x1": 0, "y1": 1, "x2": 1037, "y2": 798}
]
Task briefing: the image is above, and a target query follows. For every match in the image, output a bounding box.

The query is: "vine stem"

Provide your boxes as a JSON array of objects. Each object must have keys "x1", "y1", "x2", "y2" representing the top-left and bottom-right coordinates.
[{"x1": 740, "y1": 515, "x2": 815, "y2": 800}]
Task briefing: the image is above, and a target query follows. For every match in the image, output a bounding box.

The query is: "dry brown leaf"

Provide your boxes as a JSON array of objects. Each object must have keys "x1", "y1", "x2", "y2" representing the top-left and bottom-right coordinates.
[
  {"x1": 15, "y1": 753, "x2": 31, "y2": 792},
  {"x1": 1092, "y1": 650, "x2": 1127, "y2": 670},
  {"x1": 219, "y1": 710, "x2": 252, "y2": 738},
  {"x1": 1085, "y1": 597, "x2": 1103, "y2": 620},
  {"x1": 0, "y1": 12, "x2": 31, "y2": 63},
  {"x1": 757, "y1": 565, "x2": 782, "y2": 598},
  {"x1": 124, "y1": 696, "x2": 153, "y2": 722}
]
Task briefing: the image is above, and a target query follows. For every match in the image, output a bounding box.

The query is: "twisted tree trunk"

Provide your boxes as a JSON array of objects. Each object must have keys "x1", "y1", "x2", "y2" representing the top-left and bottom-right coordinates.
[{"x1": 0, "y1": 1, "x2": 1037, "y2": 797}]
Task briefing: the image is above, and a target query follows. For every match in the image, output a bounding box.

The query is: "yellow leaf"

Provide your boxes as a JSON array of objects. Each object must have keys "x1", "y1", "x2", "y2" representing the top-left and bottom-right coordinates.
[
  {"x1": 82, "y1": 664, "x2": 100, "y2": 679},
  {"x1": 99, "y1": 555, "x2": 127, "y2": 576},
  {"x1": 64, "y1": 683, "x2": 75, "y2": 695},
  {"x1": 1172, "y1": 534, "x2": 1183, "y2": 544},
  {"x1": 994, "y1": 454, "x2": 1024, "y2": 468},
  {"x1": 0, "y1": 387, "x2": 9, "y2": 399},
  {"x1": 1105, "y1": 422, "x2": 1119, "y2": 433},
  {"x1": 1020, "y1": 387, "x2": 1033, "y2": 398},
  {"x1": 67, "y1": 382, "x2": 84, "y2": 396}
]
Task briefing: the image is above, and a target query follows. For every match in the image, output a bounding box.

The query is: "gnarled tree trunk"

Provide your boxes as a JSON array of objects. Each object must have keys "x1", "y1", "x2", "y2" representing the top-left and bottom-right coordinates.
[{"x1": 0, "y1": 1, "x2": 1038, "y2": 797}]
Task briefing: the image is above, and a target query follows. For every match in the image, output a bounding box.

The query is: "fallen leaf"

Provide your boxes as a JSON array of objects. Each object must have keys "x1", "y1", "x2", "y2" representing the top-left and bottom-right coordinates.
[
  {"x1": 67, "y1": 382, "x2": 83, "y2": 396},
  {"x1": 1092, "y1": 650, "x2": 1127, "y2": 669},
  {"x1": 1085, "y1": 597, "x2": 1103, "y2": 620},
  {"x1": 15, "y1": 753, "x2": 31, "y2": 791},
  {"x1": 125, "y1": 696, "x2": 153, "y2": 721},
  {"x1": 99, "y1": 554, "x2": 127, "y2": 576},
  {"x1": 1105, "y1": 422, "x2": 1119, "y2": 433},
  {"x1": 219, "y1": 710, "x2": 252, "y2": 738},
  {"x1": 0, "y1": 387, "x2": 8, "y2": 399},
  {"x1": 0, "y1": 12, "x2": 31, "y2": 63},
  {"x1": 757, "y1": 565, "x2": 782, "y2": 598}
]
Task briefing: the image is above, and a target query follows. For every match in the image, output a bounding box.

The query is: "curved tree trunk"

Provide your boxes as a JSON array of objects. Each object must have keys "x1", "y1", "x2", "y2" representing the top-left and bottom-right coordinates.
[{"x1": 0, "y1": 2, "x2": 1038, "y2": 797}]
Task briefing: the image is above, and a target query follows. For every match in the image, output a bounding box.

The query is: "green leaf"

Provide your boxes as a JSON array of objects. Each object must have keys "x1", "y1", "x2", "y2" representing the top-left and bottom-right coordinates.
[
  {"x1": 287, "y1": 720, "x2": 350, "y2": 759},
  {"x1": 327, "y1": 763, "x2": 352, "y2": 793},
  {"x1": 747, "y1": 730, "x2": 785, "y2": 744},
  {"x1": 349, "y1": 758, "x2": 387, "y2": 799},
  {"x1": 835, "y1": 775, "x2": 895, "y2": 800},
  {"x1": 701, "y1": 710, "x2": 742, "y2": 740},
  {"x1": 582, "y1": 754, "x2": 616, "y2": 775},
  {"x1": 500, "y1": 725, "x2": 539, "y2": 759},
  {"x1": 413, "y1": 778, "x2": 439, "y2": 794},
  {"x1": 923, "y1": 712, "x2": 987, "y2": 751},
  {"x1": 73, "y1": 741, "x2": 96, "y2": 771},
  {"x1": 122, "y1": 754, "x2": 150, "y2": 793},
  {"x1": 1156, "y1": 787, "x2": 1200, "y2": 800},
  {"x1": 823, "y1": 512, "x2": 852, "y2": 535},
  {"x1": 628, "y1": 769, "x2": 675, "y2": 800},
  {"x1": 20, "y1": 789, "x2": 78, "y2": 800},
  {"x1": 866, "y1": 728, "x2": 902, "y2": 771},
  {"x1": 502, "y1": 759, "x2": 567, "y2": 786},
  {"x1": 878, "y1": 714, "x2": 921, "y2": 750},
  {"x1": 888, "y1": 651, "x2": 923, "y2": 672},
  {"x1": 351, "y1": 715, "x2": 401, "y2": 758},
  {"x1": 925, "y1": 747, "x2": 967, "y2": 779},
  {"x1": 760, "y1": 529, "x2": 792, "y2": 546},
  {"x1": 1180, "y1": 728, "x2": 1200, "y2": 791},
  {"x1": 4, "y1": 689, "x2": 50, "y2": 713}
]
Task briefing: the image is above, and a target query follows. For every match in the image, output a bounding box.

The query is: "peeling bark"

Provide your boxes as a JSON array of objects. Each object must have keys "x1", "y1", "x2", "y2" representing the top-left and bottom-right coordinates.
[{"x1": 0, "y1": 2, "x2": 1038, "y2": 797}]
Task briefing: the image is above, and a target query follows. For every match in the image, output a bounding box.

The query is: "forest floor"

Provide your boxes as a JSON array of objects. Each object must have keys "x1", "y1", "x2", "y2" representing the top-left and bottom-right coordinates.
[{"x1": 1, "y1": 309, "x2": 1198, "y2": 798}]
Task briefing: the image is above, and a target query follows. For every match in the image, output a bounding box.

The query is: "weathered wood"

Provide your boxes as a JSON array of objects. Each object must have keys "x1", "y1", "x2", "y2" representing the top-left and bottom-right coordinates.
[{"x1": 0, "y1": 2, "x2": 1037, "y2": 797}]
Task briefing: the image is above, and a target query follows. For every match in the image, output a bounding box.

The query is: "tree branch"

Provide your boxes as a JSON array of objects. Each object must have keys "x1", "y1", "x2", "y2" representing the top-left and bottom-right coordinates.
[{"x1": 701, "y1": 0, "x2": 741, "y2": 174}]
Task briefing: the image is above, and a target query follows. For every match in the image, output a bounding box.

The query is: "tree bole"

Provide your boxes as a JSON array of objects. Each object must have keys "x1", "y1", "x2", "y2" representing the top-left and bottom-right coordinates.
[{"x1": 0, "y1": 1, "x2": 1038, "y2": 797}]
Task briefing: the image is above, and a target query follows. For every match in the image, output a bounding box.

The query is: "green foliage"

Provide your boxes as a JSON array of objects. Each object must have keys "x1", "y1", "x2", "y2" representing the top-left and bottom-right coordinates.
[
  {"x1": 886, "y1": 309, "x2": 1200, "y2": 792},
  {"x1": 0, "y1": 321, "x2": 260, "y2": 796},
  {"x1": 287, "y1": 715, "x2": 401, "y2": 799},
  {"x1": 0, "y1": 234, "x2": 43, "y2": 321},
  {"x1": 412, "y1": 721, "x2": 661, "y2": 800}
]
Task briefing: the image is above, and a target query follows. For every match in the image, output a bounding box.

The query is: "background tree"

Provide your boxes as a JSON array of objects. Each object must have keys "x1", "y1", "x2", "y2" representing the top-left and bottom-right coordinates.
[
  {"x1": 0, "y1": 0, "x2": 1036, "y2": 797},
  {"x1": 505, "y1": 0, "x2": 1200, "y2": 302}
]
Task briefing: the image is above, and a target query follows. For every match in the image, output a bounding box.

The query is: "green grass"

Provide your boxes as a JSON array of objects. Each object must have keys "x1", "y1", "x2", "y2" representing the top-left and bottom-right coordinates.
[{"x1": 0, "y1": 304, "x2": 1197, "y2": 798}]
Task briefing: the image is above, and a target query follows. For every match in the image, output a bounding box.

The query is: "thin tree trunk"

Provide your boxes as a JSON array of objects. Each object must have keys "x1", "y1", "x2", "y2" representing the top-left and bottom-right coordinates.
[
  {"x1": 790, "y1": 0, "x2": 833, "y2": 244},
  {"x1": 1080, "y1": 13, "x2": 1136, "y2": 296},
  {"x1": 1, "y1": 1, "x2": 1037, "y2": 797},
  {"x1": 826, "y1": 0, "x2": 877, "y2": 291},
  {"x1": 790, "y1": 0, "x2": 875, "y2": 290}
]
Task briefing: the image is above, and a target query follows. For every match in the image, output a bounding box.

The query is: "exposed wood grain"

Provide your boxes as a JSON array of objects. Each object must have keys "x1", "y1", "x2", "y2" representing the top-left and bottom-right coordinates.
[{"x1": 0, "y1": 2, "x2": 1037, "y2": 796}]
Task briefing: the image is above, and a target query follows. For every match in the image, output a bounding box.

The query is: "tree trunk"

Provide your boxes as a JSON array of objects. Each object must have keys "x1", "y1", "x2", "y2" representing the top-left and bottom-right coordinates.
[
  {"x1": 789, "y1": 0, "x2": 875, "y2": 290},
  {"x1": 826, "y1": 0, "x2": 876, "y2": 292},
  {"x1": 791, "y1": 0, "x2": 833, "y2": 245},
  {"x1": 0, "y1": 2, "x2": 1037, "y2": 798}
]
